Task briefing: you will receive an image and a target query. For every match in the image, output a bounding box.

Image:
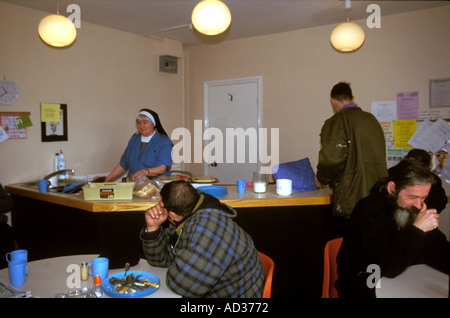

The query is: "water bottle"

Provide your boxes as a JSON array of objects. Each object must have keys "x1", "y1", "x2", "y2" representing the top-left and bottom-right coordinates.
[
  {"x1": 58, "y1": 150, "x2": 66, "y2": 179},
  {"x1": 54, "y1": 153, "x2": 59, "y2": 171}
]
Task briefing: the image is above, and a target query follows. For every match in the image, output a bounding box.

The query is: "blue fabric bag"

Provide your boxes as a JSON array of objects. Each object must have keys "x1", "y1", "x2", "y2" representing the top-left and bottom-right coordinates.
[{"x1": 272, "y1": 158, "x2": 317, "y2": 192}]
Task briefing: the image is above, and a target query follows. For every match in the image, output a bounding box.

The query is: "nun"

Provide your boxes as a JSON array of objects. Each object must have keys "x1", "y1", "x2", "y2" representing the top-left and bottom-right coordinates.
[{"x1": 105, "y1": 108, "x2": 173, "y2": 181}]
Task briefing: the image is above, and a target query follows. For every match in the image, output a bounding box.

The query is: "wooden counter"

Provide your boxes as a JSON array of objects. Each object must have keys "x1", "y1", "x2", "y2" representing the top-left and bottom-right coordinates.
[{"x1": 5, "y1": 183, "x2": 332, "y2": 212}]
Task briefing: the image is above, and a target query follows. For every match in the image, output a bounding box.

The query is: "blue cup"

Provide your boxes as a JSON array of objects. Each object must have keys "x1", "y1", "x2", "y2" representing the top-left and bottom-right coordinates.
[
  {"x1": 236, "y1": 180, "x2": 246, "y2": 193},
  {"x1": 6, "y1": 249, "x2": 28, "y2": 263},
  {"x1": 8, "y1": 260, "x2": 28, "y2": 286},
  {"x1": 37, "y1": 179, "x2": 48, "y2": 193},
  {"x1": 87, "y1": 257, "x2": 109, "y2": 282}
]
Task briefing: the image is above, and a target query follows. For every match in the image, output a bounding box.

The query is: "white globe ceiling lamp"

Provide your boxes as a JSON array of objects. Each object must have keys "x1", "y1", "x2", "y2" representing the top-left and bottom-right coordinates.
[
  {"x1": 38, "y1": 1, "x2": 76, "y2": 47},
  {"x1": 330, "y1": 0, "x2": 365, "y2": 52},
  {"x1": 330, "y1": 22, "x2": 365, "y2": 52},
  {"x1": 191, "y1": 0, "x2": 231, "y2": 36}
]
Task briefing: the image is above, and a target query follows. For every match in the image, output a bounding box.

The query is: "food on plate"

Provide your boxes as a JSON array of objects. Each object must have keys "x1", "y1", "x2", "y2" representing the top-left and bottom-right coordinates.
[
  {"x1": 157, "y1": 175, "x2": 181, "y2": 183},
  {"x1": 133, "y1": 182, "x2": 158, "y2": 198},
  {"x1": 190, "y1": 176, "x2": 218, "y2": 183},
  {"x1": 109, "y1": 273, "x2": 159, "y2": 294}
]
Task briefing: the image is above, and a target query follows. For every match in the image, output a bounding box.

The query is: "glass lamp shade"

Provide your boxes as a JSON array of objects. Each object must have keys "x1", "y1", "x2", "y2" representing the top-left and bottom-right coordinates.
[
  {"x1": 38, "y1": 14, "x2": 77, "y2": 47},
  {"x1": 191, "y1": 0, "x2": 231, "y2": 35},
  {"x1": 330, "y1": 22, "x2": 365, "y2": 52}
]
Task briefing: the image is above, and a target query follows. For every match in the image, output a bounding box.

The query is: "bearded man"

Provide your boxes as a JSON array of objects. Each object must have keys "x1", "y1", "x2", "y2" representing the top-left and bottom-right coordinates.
[{"x1": 336, "y1": 159, "x2": 450, "y2": 298}]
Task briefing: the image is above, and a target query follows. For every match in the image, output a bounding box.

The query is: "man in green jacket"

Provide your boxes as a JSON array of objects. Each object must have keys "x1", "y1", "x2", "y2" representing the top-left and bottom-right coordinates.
[{"x1": 315, "y1": 82, "x2": 388, "y2": 220}]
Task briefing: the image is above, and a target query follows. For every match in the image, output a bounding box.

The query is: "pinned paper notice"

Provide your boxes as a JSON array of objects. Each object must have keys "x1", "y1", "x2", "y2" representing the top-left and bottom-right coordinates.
[
  {"x1": 372, "y1": 101, "x2": 396, "y2": 121},
  {"x1": 41, "y1": 103, "x2": 60, "y2": 122},
  {"x1": 396, "y1": 91, "x2": 419, "y2": 120},
  {"x1": 394, "y1": 119, "x2": 416, "y2": 149},
  {"x1": 0, "y1": 126, "x2": 8, "y2": 143},
  {"x1": 379, "y1": 120, "x2": 394, "y2": 142},
  {"x1": 409, "y1": 118, "x2": 450, "y2": 153},
  {"x1": 15, "y1": 115, "x2": 32, "y2": 129}
]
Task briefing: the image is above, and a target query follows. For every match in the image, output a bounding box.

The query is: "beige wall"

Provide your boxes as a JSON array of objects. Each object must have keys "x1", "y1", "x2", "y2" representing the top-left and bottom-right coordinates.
[
  {"x1": 1, "y1": 3, "x2": 449, "y2": 187},
  {"x1": 186, "y1": 5, "x2": 450, "y2": 176},
  {"x1": 0, "y1": 2, "x2": 183, "y2": 185}
]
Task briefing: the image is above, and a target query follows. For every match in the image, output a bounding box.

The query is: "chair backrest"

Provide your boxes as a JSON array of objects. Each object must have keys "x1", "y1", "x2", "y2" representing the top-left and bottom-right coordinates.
[
  {"x1": 258, "y1": 251, "x2": 274, "y2": 298},
  {"x1": 322, "y1": 237, "x2": 343, "y2": 298}
]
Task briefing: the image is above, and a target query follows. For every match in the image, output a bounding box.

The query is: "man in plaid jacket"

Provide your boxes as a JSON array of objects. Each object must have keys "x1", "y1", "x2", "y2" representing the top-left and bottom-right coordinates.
[{"x1": 141, "y1": 180, "x2": 265, "y2": 298}]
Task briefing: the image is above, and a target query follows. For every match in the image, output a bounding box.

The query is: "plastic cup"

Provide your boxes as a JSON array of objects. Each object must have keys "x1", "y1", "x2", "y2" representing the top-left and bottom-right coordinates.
[
  {"x1": 37, "y1": 179, "x2": 48, "y2": 193},
  {"x1": 236, "y1": 180, "x2": 246, "y2": 193},
  {"x1": 8, "y1": 260, "x2": 28, "y2": 286},
  {"x1": 87, "y1": 257, "x2": 109, "y2": 282},
  {"x1": 6, "y1": 249, "x2": 28, "y2": 263}
]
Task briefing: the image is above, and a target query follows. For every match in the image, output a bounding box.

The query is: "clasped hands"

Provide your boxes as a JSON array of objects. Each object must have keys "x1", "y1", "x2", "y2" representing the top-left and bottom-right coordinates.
[{"x1": 413, "y1": 203, "x2": 439, "y2": 233}]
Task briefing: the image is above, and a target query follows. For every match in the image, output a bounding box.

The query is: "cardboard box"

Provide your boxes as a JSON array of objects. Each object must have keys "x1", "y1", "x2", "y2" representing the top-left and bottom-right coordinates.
[{"x1": 82, "y1": 182, "x2": 135, "y2": 201}]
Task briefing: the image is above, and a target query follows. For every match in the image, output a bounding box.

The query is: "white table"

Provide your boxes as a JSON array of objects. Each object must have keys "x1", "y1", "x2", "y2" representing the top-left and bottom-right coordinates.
[
  {"x1": 376, "y1": 264, "x2": 449, "y2": 298},
  {"x1": 0, "y1": 254, "x2": 181, "y2": 298}
]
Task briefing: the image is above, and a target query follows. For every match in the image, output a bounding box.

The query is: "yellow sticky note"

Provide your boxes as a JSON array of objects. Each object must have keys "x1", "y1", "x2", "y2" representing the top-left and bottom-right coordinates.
[{"x1": 41, "y1": 103, "x2": 61, "y2": 122}]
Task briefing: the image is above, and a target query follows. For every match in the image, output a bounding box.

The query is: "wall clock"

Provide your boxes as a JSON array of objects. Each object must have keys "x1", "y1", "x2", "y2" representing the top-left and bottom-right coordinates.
[{"x1": 0, "y1": 80, "x2": 19, "y2": 105}]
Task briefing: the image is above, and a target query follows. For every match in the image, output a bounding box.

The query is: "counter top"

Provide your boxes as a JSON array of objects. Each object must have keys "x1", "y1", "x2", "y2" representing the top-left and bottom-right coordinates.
[{"x1": 5, "y1": 183, "x2": 332, "y2": 213}]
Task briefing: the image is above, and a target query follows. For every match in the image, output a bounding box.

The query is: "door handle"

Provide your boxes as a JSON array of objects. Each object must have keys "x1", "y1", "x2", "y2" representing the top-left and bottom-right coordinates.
[{"x1": 210, "y1": 161, "x2": 217, "y2": 167}]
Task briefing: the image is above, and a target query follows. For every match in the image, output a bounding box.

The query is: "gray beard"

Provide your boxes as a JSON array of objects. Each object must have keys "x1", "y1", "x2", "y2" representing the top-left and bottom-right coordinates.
[
  {"x1": 393, "y1": 208, "x2": 419, "y2": 229},
  {"x1": 389, "y1": 192, "x2": 421, "y2": 229}
]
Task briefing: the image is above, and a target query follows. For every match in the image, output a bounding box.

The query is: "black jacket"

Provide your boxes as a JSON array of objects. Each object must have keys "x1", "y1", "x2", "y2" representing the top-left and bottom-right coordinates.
[
  {"x1": 425, "y1": 173, "x2": 447, "y2": 213},
  {"x1": 337, "y1": 190, "x2": 449, "y2": 298}
]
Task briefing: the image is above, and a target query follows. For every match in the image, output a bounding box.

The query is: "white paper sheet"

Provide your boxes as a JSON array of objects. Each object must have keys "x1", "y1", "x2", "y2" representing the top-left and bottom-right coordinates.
[
  {"x1": 0, "y1": 126, "x2": 9, "y2": 143},
  {"x1": 409, "y1": 119, "x2": 450, "y2": 153},
  {"x1": 372, "y1": 101, "x2": 397, "y2": 121}
]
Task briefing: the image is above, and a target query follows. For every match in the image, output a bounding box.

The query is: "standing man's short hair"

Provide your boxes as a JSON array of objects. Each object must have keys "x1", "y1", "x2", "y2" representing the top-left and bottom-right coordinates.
[{"x1": 330, "y1": 82, "x2": 353, "y2": 102}]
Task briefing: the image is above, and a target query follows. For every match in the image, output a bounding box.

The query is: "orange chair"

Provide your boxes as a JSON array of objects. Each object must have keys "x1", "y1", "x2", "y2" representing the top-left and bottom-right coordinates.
[
  {"x1": 321, "y1": 237, "x2": 343, "y2": 298},
  {"x1": 258, "y1": 251, "x2": 274, "y2": 298}
]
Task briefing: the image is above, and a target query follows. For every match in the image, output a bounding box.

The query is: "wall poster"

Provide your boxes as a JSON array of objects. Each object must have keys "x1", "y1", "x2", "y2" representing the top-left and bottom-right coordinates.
[{"x1": 41, "y1": 103, "x2": 68, "y2": 142}]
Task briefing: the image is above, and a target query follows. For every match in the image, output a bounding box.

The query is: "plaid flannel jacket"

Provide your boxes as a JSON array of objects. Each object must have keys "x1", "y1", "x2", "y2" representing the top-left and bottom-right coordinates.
[{"x1": 141, "y1": 194, "x2": 265, "y2": 298}]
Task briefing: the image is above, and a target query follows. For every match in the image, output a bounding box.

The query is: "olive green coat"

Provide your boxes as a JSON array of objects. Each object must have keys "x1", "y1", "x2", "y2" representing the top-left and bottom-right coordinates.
[{"x1": 317, "y1": 106, "x2": 388, "y2": 219}]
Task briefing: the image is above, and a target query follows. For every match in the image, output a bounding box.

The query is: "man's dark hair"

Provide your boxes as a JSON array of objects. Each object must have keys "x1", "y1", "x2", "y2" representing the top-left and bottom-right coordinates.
[
  {"x1": 330, "y1": 82, "x2": 353, "y2": 102},
  {"x1": 405, "y1": 148, "x2": 431, "y2": 167},
  {"x1": 160, "y1": 180, "x2": 200, "y2": 217},
  {"x1": 373, "y1": 159, "x2": 435, "y2": 195}
]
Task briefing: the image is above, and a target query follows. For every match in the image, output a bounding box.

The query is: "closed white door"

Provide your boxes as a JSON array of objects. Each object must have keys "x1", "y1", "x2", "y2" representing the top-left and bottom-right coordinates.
[{"x1": 204, "y1": 77, "x2": 262, "y2": 184}]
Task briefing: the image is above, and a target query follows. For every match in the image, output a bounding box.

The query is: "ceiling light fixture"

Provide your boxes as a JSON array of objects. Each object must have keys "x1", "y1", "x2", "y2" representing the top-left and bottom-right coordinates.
[
  {"x1": 191, "y1": 0, "x2": 231, "y2": 36},
  {"x1": 38, "y1": 0, "x2": 77, "y2": 47},
  {"x1": 330, "y1": 0, "x2": 365, "y2": 52}
]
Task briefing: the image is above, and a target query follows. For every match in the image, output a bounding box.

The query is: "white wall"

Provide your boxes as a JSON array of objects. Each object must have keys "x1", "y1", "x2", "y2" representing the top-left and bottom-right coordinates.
[
  {"x1": 0, "y1": 2, "x2": 184, "y2": 185},
  {"x1": 186, "y1": 6, "x2": 450, "y2": 177}
]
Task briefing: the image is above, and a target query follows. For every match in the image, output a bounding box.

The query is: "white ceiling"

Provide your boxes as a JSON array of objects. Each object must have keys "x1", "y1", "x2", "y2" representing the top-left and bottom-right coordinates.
[{"x1": 2, "y1": 0, "x2": 449, "y2": 46}]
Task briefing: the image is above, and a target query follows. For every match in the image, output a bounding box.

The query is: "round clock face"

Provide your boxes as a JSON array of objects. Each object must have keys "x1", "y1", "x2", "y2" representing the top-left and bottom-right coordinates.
[{"x1": 0, "y1": 80, "x2": 19, "y2": 105}]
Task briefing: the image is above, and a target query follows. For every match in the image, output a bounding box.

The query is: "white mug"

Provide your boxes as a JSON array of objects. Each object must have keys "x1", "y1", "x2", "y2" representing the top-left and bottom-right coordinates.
[{"x1": 276, "y1": 179, "x2": 292, "y2": 196}]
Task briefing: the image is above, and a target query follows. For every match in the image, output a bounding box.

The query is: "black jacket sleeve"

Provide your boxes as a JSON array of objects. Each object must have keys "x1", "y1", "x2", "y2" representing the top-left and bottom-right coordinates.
[{"x1": 0, "y1": 184, "x2": 14, "y2": 213}]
